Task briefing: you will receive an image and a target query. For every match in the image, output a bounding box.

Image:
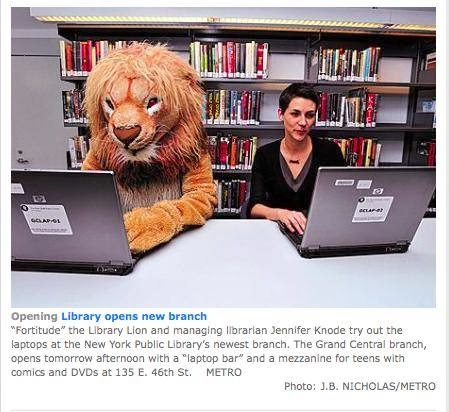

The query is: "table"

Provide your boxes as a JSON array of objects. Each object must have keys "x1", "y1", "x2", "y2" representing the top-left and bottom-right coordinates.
[{"x1": 11, "y1": 219, "x2": 435, "y2": 308}]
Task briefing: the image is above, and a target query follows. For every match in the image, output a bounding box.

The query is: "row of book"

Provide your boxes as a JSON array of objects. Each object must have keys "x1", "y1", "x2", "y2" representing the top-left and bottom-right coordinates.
[
  {"x1": 62, "y1": 89, "x2": 87, "y2": 124},
  {"x1": 326, "y1": 137, "x2": 382, "y2": 167},
  {"x1": 190, "y1": 41, "x2": 269, "y2": 79},
  {"x1": 215, "y1": 179, "x2": 249, "y2": 214},
  {"x1": 203, "y1": 90, "x2": 263, "y2": 125},
  {"x1": 417, "y1": 140, "x2": 436, "y2": 166},
  {"x1": 59, "y1": 40, "x2": 131, "y2": 77},
  {"x1": 316, "y1": 89, "x2": 379, "y2": 127},
  {"x1": 421, "y1": 51, "x2": 436, "y2": 71},
  {"x1": 68, "y1": 135, "x2": 90, "y2": 169},
  {"x1": 208, "y1": 135, "x2": 258, "y2": 170},
  {"x1": 312, "y1": 46, "x2": 381, "y2": 82}
]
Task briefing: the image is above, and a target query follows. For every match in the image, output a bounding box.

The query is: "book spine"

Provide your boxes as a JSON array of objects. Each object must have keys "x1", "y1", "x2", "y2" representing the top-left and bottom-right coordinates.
[
  {"x1": 255, "y1": 91, "x2": 262, "y2": 125},
  {"x1": 59, "y1": 41, "x2": 67, "y2": 77},
  {"x1": 65, "y1": 42, "x2": 74, "y2": 76},
  {"x1": 244, "y1": 43, "x2": 250, "y2": 78},
  {"x1": 365, "y1": 93, "x2": 376, "y2": 127},
  {"x1": 373, "y1": 47, "x2": 381, "y2": 81},
  {"x1": 81, "y1": 42, "x2": 89, "y2": 76},
  {"x1": 217, "y1": 42, "x2": 223, "y2": 78},
  {"x1": 73, "y1": 41, "x2": 80, "y2": 76},
  {"x1": 251, "y1": 41, "x2": 257, "y2": 78},
  {"x1": 427, "y1": 141, "x2": 436, "y2": 166},
  {"x1": 207, "y1": 90, "x2": 213, "y2": 124},
  {"x1": 241, "y1": 91, "x2": 249, "y2": 125},
  {"x1": 227, "y1": 42, "x2": 234, "y2": 78},
  {"x1": 374, "y1": 143, "x2": 382, "y2": 167},
  {"x1": 246, "y1": 92, "x2": 253, "y2": 125},
  {"x1": 370, "y1": 140, "x2": 377, "y2": 167},
  {"x1": 256, "y1": 43, "x2": 264, "y2": 79},
  {"x1": 209, "y1": 44, "x2": 214, "y2": 77},
  {"x1": 322, "y1": 49, "x2": 327, "y2": 80},
  {"x1": 251, "y1": 136, "x2": 258, "y2": 167},
  {"x1": 364, "y1": 138, "x2": 373, "y2": 167},
  {"x1": 62, "y1": 91, "x2": 68, "y2": 123},
  {"x1": 230, "y1": 136, "x2": 237, "y2": 169},
  {"x1": 219, "y1": 90, "x2": 226, "y2": 124},
  {"x1": 235, "y1": 42, "x2": 241, "y2": 78},
  {"x1": 262, "y1": 43, "x2": 269, "y2": 79},
  {"x1": 87, "y1": 40, "x2": 93, "y2": 73},
  {"x1": 213, "y1": 90, "x2": 220, "y2": 124},
  {"x1": 219, "y1": 137, "x2": 229, "y2": 170},
  {"x1": 321, "y1": 92, "x2": 328, "y2": 126}
]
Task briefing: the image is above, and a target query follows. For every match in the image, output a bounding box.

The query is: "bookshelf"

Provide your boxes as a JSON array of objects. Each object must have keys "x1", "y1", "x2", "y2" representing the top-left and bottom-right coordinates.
[{"x1": 57, "y1": 24, "x2": 436, "y2": 218}]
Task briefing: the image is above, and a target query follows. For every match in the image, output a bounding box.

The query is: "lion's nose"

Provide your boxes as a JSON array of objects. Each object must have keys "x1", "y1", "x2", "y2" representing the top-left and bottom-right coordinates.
[{"x1": 113, "y1": 125, "x2": 141, "y2": 147}]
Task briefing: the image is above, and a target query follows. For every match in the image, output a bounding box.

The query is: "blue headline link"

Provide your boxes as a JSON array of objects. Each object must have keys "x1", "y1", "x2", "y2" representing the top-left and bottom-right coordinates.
[{"x1": 60, "y1": 312, "x2": 207, "y2": 323}]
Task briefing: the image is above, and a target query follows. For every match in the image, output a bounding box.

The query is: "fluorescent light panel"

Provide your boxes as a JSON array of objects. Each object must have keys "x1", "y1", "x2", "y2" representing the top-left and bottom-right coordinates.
[{"x1": 34, "y1": 15, "x2": 435, "y2": 33}]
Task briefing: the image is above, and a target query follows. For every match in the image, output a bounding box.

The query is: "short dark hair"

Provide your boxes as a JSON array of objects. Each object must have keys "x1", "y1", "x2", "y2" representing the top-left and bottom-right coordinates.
[{"x1": 279, "y1": 84, "x2": 319, "y2": 113}]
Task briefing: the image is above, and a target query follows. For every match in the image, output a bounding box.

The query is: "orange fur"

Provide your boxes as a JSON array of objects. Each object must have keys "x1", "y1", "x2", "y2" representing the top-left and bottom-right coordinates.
[{"x1": 82, "y1": 43, "x2": 216, "y2": 253}]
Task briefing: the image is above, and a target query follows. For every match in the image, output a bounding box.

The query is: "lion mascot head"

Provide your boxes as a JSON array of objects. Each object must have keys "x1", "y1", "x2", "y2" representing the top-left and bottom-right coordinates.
[
  {"x1": 82, "y1": 43, "x2": 216, "y2": 254},
  {"x1": 84, "y1": 42, "x2": 206, "y2": 187}
]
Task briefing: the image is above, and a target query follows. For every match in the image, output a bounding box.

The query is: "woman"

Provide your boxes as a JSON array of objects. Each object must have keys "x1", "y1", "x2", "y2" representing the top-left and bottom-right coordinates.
[{"x1": 247, "y1": 84, "x2": 345, "y2": 233}]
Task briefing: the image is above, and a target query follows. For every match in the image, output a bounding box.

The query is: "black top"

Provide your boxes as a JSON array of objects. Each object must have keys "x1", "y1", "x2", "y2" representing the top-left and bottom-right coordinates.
[{"x1": 247, "y1": 137, "x2": 346, "y2": 217}]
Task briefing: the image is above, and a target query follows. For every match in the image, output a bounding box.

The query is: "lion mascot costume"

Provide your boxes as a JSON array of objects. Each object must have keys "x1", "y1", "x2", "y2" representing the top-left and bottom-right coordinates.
[{"x1": 82, "y1": 43, "x2": 217, "y2": 254}]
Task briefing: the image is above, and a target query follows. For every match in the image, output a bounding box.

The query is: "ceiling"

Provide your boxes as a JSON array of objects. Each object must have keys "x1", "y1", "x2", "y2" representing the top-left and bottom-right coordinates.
[{"x1": 11, "y1": 7, "x2": 436, "y2": 38}]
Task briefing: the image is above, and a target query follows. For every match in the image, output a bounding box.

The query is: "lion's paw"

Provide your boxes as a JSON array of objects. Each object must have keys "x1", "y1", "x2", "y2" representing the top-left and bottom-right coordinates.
[{"x1": 124, "y1": 207, "x2": 177, "y2": 254}]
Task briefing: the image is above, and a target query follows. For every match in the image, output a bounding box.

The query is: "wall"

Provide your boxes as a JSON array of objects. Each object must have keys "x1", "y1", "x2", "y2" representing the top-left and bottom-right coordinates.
[{"x1": 12, "y1": 37, "x2": 73, "y2": 169}]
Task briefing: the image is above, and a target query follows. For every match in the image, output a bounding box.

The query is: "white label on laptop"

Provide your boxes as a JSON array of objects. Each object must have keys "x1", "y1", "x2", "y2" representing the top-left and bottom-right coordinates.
[
  {"x1": 356, "y1": 180, "x2": 372, "y2": 189},
  {"x1": 335, "y1": 179, "x2": 354, "y2": 186},
  {"x1": 21, "y1": 204, "x2": 73, "y2": 235},
  {"x1": 11, "y1": 183, "x2": 24, "y2": 194},
  {"x1": 352, "y1": 196, "x2": 394, "y2": 223}
]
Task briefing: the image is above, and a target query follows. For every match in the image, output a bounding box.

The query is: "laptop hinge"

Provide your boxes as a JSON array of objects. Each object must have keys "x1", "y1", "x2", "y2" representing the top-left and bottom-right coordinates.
[
  {"x1": 307, "y1": 245, "x2": 320, "y2": 251},
  {"x1": 109, "y1": 261, "x2": 126, "y2": 267},
  {"x1": 396, "y1": 241, "x2": 410, "y2": 247}
]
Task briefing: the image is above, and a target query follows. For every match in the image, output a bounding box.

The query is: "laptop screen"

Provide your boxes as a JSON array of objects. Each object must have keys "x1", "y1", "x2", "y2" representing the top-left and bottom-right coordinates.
[
  {"x1": 302, "y1": 167, "x2": 436, "y2": 249},
  {"x1": 11, "y1": 170, "x2": 132, "y2": 266}
]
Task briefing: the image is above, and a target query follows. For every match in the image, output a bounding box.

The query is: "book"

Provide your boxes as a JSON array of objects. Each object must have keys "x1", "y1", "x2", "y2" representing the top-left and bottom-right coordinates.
[
  {"x1": 427, "y1": 140, "x2": 436, "y2": 166},
  {"x1": 215, "y1": 178, "x2": 250, "y2": 214},
  {"x1": 65, "y1": 42, "x2": 74, "y2": 76},
  {"x1": 424, "y1": 51, "x2": 436, "y2": 70},
  {"x1": 68, "y1": 135, "x2": 90, "y2": 168},
  {"x1": 59, "y1": 41, "x2": 67, "y2": 77}
]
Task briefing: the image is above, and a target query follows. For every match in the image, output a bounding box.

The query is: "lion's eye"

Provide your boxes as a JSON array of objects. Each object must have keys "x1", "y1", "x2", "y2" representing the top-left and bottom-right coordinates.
[
  {"x1": 105, "y1": 98, "x2": 114, "y2": 110},
  {"x1": 147, "y1": 98, "x2": 158, "y2": 108}
]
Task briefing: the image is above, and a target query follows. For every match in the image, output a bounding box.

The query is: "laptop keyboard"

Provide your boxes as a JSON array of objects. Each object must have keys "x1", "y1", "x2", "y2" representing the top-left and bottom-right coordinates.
[{"x1": 277, "y1": 221, "x2": 303, "y2": 246}]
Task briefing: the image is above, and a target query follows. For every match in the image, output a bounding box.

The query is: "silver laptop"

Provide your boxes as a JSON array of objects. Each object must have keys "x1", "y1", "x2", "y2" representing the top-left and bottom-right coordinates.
[
  {"x1": 11, "y1": 170, "x2": 135, "y2": 275},
  {"x1": 278, "y1": 166, "x2": 436, "y2": 258}
]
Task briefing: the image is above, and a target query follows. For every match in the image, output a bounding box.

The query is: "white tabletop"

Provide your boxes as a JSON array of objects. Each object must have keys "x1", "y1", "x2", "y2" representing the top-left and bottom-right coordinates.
[{"x1": 11, "y1": 218, "x2": 435, "y2": 308}]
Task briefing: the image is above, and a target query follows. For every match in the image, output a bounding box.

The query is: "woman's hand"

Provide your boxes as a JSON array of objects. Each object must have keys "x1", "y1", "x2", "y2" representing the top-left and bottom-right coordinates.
[{"x1": 277, "y1": 209, "x2": 307, "y2": 234}]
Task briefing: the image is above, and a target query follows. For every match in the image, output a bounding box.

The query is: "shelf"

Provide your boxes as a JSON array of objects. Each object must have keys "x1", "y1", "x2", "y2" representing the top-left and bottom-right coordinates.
[
  {"x1": 64, "y1": 120, "x2": 435, "y2": 133},
  {"x1": 64, "y1": 122, "x2": 88, "y2": 127},
  {"x1": 205, "y1": 122, "x2": 435, "y2": 133},
  {"x1": 61, "y1": 75, "x2": 435, "y2": 90},
  {"x1": 213, "y1": 212, "x2": 242, "y2": 219},
  {"x1": 202, "y1": 78, "x2": 436, "y2": 89},
  {"x1": 212, "y1": 169, "x2": 252, "y2": 174},
  {"x1": 61, "y1": 76, "x2": 88, "y2": 81}
]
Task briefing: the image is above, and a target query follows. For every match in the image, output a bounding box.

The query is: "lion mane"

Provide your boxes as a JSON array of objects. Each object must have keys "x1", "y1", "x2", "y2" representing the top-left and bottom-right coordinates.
[
  {"x1": 81, "y1": 42, "x2": 217, "y2": 254},
  {"x1": 84, "y1": 42, "x2": 207, "y2": 187}
]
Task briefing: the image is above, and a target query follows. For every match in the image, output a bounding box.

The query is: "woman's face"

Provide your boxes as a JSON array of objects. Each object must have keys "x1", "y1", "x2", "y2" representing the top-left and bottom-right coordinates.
[{"x1": 278, "y1": 97, "x2": 317, "y2": 143}]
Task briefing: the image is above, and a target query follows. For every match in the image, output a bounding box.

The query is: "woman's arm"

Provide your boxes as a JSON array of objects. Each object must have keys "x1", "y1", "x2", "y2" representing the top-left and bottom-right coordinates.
[
  {"x1": 251, "y1": 204, "x2": 306, "y2": 234},
  {"x1": 247, "y1": 149, "x2": 306, "y2": 233}
]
